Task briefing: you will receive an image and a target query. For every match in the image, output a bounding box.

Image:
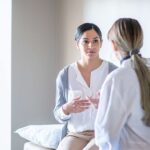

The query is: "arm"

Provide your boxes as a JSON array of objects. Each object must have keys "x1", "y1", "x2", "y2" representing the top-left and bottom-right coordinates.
[
  {"x1": 53, "y1": 67, "x2": 71, "y2": 123},
  {"x1": 54, "y1": 65, "x2": 92, "y2": 123}
]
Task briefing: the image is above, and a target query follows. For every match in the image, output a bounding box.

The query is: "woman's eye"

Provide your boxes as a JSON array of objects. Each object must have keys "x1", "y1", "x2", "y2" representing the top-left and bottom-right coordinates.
[
  {"x1": 83, "y1": 40, "x2": 89, "y2": 44},
  {"x1": 93, "y1": 39, "x2": 98, "y2": 43}
]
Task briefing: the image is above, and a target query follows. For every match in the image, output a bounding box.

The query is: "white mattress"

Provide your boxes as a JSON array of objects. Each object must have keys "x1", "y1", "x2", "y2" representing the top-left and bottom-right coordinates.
[{"x1": 24, "y1": 142, "x2": 55, "y2": 150}]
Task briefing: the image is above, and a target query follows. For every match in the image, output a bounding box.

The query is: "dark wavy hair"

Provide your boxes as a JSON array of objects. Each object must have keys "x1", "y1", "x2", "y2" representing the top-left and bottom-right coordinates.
[{"x1": 75, "y1": 23, "x2": 102, "y2": 42}]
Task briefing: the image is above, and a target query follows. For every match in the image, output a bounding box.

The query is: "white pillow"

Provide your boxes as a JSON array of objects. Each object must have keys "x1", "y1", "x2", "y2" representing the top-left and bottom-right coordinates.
[{"x1": 15, "y1": 124, "x2": 66, "y2": 149}]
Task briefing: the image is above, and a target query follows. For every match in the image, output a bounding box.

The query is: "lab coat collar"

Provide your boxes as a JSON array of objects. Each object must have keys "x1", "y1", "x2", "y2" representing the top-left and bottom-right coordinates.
[{"x1": 121, "y1": 58, "x2": 133, "y2": 68}]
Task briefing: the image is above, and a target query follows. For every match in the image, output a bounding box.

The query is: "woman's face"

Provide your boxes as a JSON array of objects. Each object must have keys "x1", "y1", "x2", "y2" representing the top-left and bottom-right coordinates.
[{"x1": 77, "y1": 29, "x2": 102, "y2": 60}]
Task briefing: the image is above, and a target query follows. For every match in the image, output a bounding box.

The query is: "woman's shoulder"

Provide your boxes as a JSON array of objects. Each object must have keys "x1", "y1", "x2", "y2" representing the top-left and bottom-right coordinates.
[
  {"x1": 57, "y1": 65, "x2": 69, "y2": 79},
  {"x1": 107, "y1": 63, "x2": 136, "y2": 85},
  {"x1": 58, "y1": 63, "x2": 75, "y2": 74},
  {"x1": 57, "y1": 63, "x2": 76, "y2": 80},
  {"x1": 102, "y1": 67, "x2": 126, "y2": 90},
  {"x1": 103, "y1": 60, "x2": 118, "y2": 73}
]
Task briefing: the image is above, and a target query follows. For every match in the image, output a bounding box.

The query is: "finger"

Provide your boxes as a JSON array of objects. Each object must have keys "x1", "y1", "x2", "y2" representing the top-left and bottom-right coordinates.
[
  {"x1": 90, "y1": 98, "x2": 99, "y2": 103},
  {"x1": 75, "y1": 106, "x2": 89, "y2": 113},
  {"x1": 86, "y1": 96, "x2": 91, "y2": 99},
  {"x1": 80, "y1": 102, "x2": 91, "y2": 106},
  {"x1": 74, "y1": 100, "x2": 90, "y2": 106},
  {"x1": 76, "y1": 99, "x2": 90, "y2": 103},
  {"x1": 74, "y1": 96, "x2": 81, "y2": 100},
  {"x1": 76, "y1": 102, "x2": 91, "y2": 107},
  {"x1": 74, "y1": 98, "x2": 89, "y2": 102},
  {"x1": 79, "y1": 106, "x2": 90, "y2": 109}
]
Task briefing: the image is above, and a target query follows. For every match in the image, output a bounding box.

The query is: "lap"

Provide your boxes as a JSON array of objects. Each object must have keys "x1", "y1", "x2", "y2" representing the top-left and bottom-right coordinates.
[
  {"x1": 83, "y1": 138, "x2": 98, "y2": 150},
  {"x1": 57, "y1": 131, "x2": 98, "y2": 150}
]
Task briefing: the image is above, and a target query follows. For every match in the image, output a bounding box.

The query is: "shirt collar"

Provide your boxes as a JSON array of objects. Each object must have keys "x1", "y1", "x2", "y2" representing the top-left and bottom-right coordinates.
[{"x1": 74, "y1": 61, "x2": 106, "y2": 88}]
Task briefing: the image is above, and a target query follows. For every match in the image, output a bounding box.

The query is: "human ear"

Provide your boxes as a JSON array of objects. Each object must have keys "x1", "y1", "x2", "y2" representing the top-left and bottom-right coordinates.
[
  {"x1": 111, "y1": 40, "x2": 118, "y2": 51},
  {"x1": 99, "y1": 40, "x2": 103, "y2": 48}
]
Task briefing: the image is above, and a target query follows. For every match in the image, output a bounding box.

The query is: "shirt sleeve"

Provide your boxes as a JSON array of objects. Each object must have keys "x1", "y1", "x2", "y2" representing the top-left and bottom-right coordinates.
[
  {"x1": 95, "y1": 75, "x2": 129, "y2": 149},
  {"x1": 53, "y1": 68, "x2": 71, "y2": 123},
  {"x1": 56, "y1": 106, "x2": 71, "y2": 121}
]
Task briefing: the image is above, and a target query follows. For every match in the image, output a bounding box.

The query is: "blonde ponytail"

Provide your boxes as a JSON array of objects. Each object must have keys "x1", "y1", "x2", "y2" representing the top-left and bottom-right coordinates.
[
  {"x1": 108, "y1": 18, "x2": 150, "y2": 126},
  {"x1": 133, "y1": 55, "x2": 150, "y2": 126}
]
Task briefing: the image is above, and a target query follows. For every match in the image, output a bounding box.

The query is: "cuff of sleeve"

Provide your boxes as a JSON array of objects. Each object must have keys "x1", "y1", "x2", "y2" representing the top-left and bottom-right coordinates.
[{"x1": 59, "y1": 107, "x2": 71, "y2": 120}]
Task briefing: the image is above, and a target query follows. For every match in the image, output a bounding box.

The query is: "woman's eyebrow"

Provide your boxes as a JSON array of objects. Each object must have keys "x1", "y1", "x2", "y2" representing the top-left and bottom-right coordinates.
[
  {"x1": 82, "y1": 38, "x2": 88, "y2": 40},
  {"x1": 82, "y1": 37, "x2": 99, "y2": 40},
  {"x1": 93, "y1": 37, "x2": 99, "y2": 39}
]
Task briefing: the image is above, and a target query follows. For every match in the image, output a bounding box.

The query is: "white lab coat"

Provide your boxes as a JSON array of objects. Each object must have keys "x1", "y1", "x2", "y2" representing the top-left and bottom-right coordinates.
[{"x1": 95, "y1": 58, "x2": 150, "y2": 150}]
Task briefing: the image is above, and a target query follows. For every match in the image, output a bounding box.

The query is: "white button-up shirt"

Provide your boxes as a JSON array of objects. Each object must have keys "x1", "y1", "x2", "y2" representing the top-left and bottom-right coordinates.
[
  {"x1": 60, "y1": 61, "x2": 110, "y2": 133},
  {"x1": 95, "y1": 58, "x2": 150, "y2": 150}
]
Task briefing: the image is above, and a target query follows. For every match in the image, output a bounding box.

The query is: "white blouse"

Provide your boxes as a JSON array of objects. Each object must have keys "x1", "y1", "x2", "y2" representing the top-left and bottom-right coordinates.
[
  {"x1": 95, "y1": 58, "x2": 150, "y2": 150},
  {"x1": 60, "y1": 61, "x2": 110, "y2": 133}
]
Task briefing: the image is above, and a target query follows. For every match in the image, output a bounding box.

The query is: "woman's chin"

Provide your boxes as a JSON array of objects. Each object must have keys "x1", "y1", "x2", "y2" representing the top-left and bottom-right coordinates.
[{"x1": 87, "y1": 53, "x2": 97, "y2": 58}]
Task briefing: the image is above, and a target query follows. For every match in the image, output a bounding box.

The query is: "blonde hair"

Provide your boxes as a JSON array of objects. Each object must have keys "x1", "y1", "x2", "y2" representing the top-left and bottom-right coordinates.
[{"x1": 108, "y1": 18, "x2": 150, "y2": 126}]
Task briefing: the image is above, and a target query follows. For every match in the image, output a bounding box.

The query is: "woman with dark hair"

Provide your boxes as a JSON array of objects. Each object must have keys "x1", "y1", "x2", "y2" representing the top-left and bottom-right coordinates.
[
  {"x1": 54, "y1": 23, "x2": 117, "y2": 150},
  {"x1": 95, "y1": 18, "x2": 150, "y2": 150}
]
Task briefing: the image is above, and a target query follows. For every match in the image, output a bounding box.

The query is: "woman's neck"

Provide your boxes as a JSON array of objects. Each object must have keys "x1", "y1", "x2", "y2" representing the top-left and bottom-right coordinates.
[{"x1": 77, "y1": 58, "x2": 103, "y2": 72}]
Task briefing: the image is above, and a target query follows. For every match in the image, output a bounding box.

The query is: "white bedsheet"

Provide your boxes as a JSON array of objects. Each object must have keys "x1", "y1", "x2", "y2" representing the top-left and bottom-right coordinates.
[{"x1": 24, "y1": 142, "x2": 55, "y2": 150}]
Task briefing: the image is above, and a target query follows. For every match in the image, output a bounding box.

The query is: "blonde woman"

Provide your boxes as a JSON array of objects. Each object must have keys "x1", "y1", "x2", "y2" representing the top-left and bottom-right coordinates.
[{"x1": 95, "y1": 18, "x2": 150, "y2": 150}]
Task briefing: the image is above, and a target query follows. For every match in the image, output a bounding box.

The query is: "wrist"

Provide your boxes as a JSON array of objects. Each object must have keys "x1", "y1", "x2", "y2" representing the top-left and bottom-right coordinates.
[{"x1": 62, "y1": 104, "x2": 70, "y2": 115}]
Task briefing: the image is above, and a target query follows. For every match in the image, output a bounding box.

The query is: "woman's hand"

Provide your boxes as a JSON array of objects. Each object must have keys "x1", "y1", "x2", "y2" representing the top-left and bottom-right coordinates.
[
  {"x1": 62, "y1": 97, "x2": 91, "y2": 115},
  {"x1": 88, "y1": 92, "x2": 100, "y2": 109},
  {"x1": 88, "y1": 97, "x2": 99, "y2": 109}
]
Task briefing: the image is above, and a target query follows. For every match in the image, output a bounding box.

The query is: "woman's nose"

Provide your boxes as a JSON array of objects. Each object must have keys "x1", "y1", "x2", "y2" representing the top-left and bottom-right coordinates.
[{"x1": 88, "y1": 42, "x2": 94, "y2": 48}]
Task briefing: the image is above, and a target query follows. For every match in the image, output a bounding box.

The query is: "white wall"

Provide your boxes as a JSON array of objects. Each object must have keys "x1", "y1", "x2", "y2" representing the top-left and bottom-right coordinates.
[
  {"x1": 0, "y1": 0, "x2": 11, "y2": 150},
  {"x1": 83, "y1": 0, "x2": 150, "y2": 65},
  {"x1": 58, "y1": 0, "x2": 150, "y2": 66},
  {"x1": 11, "y1": 0, "x2": 58, "y2": 150},
  {"x1": 55, "y1": 0, "x2": 85, "y2": 67},
  {"x1": 11, "y1": 1, "x2": 86, "y2": 149}
]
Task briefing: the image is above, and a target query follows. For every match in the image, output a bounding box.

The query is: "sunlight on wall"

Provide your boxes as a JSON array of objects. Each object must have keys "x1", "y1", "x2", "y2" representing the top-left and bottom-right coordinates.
[
  {"x1": 0, "y1": 0, "x2": 11, "y2": 149},
  {"x1": 83, "y1": 0, "x2": 150, "y2": 66}
]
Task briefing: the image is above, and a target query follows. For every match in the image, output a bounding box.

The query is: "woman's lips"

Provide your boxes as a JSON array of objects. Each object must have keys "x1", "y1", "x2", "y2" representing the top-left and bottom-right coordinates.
[{"x1": 87, "y1": 51, "x2": 95, "y2": 54}]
